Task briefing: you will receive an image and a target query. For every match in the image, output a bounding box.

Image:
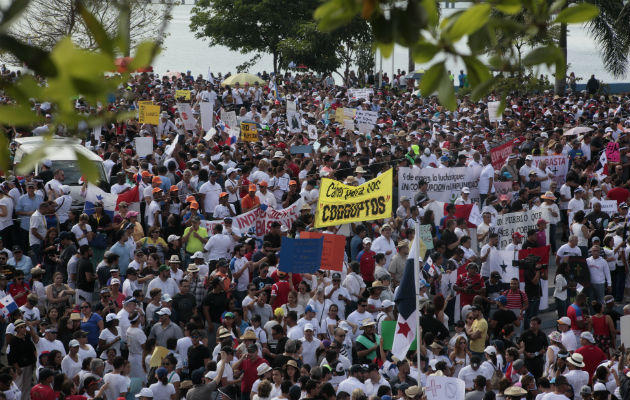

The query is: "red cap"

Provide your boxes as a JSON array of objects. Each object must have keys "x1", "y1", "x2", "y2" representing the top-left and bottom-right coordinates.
[
  {"x1": 537, "y1": 219, "x2": 547, "y2": 225},
  {"x1": 512, "y1": 232, "x2": 524, "y2": 238}
]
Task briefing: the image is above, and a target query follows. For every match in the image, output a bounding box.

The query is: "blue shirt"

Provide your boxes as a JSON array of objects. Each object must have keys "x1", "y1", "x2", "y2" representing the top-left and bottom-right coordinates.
[
  {"x1": 8, "y1": 256, "x2": 33, "y2": 277},
  {"x1": 109, "y1": 241, "x2": 133, "y2": 276},
  {"x1": 158, "y1": 175, "x2": 172, "y2": 192},
  {"x1": 350, "y1": 235, "x2": 363, "y2": 262},
  {"x1": 15, "y1": 194, "x2": 43, "y2": 230}
]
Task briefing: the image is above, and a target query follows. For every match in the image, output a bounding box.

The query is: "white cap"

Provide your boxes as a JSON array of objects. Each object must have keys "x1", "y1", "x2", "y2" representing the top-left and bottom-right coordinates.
[
  {"x1": 226, "y1": 167, "x2": 237, "y2": 176},
  {"x1": 69, "y1": 339, "x2": 80, "y2": 347},
  {"x1": 136, "y1": 388, "x2": 154, "y2": 398},
  {"x1": 157, "y1": 308, "x2": 171, "y2": 316},
  {"x1": 61, "y1": 185, "x2": 71, "y2": 194},
  {"x1": 304, "y1": 323, "x2": 314, "y2": 331},
  {"x1": 362, "y1": 237, "x2": 372, "y2": 244},
  {"x1": 593, "y1": 382, "x2": 608, "y2": 392},
  {"x1": 484, "y1": 345, "x2": 497, "y2": 355},
  {"x1": 382, "y1": 299, "x2": 395, "y2": 308},
  {"x1": 167, "y1": 234, "x2": 180, "y2": 243},
  {"x1": 110, "y1": 278, "x2": 121, "y2": 285},
  {"x1": 557, "y1": 316, "x2": 571, "y2": 325},
  {"x1": 462, "y1": 187, "x2": 470, "y2": 194},
  {"x1": 105, "y1": 313, "x2": 119, "y2": 323},
  {"x1": 525, "y1": 155, "x2": 533, "y2": 161},
  {"x1": 424, "y1": 148, "x2": 431, "y2": 155},
  {"x1": 42, "y1": 159, "x2": 52, "y2": 168},
  {"x1": 192, "y1": 251, "x2": 204, "y2": 259}
]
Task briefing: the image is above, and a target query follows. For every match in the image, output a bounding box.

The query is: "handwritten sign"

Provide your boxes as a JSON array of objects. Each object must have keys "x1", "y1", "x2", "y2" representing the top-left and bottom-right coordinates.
[
  {"x1": 418, "y1": 224, "x2": 434, "y2": 250},
  {"x1": 606, "y1": 141, "x2": 620, "y2": 162},
  {"x1": 240, "y1": 122, "x2": 259, "y2": 142},
  {"x1": 347, "y1": 88, "x2": 373, "y2": 100},
  {"x1": 138, "y1": 103, "x2": 160, "y2": 125},
  {"x1": 220, "y1": 110, "x2": 237, "y2": 130},
  {"x1": 425, "y1": 376, "x2": 465, "y2": 400},
  {"x1": 200, "y1": 101, "x2": 214, "y2": 132},
  {"x1": 334, "y1": 107, "x2": 344, "y2": 122},
  {"x1": 134, "y1": 137, "x2": 153, "y2": 158},
  {"x1": 175, "y1": 90, "x2": 191, "y2": 100},
  {"x1": 488, "y1": 101, "x2": 503, "y2": 122}
]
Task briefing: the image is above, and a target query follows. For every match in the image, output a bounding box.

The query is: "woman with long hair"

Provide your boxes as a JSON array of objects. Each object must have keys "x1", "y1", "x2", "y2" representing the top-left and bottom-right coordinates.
[
  {"x1": 45, "y1": 307, "x2": 60, "y2": 328},
  {"x1": 283, "y1": 360, "x2": 299, "y2": 385},
  {"x1": 149, "y1": 367, "x2": 177, "y2": 400},
  {"x1": 161, "y1": 354, "x2": 180, "y2": 395},
  {"x1": 79, "y1": 301, "x2": 103, "y2": 349},
  {"x1": 281, "y1": 291, "x2": 304, "y2": 317},
  {"x1": 46, "y1": 272, "x2": 74, "y2": 309},
  {"x1": 127, "y1": 311, "x2": 147, "y2": 380},
  {"x1": 570, "y1": 210, "x2": 593, "y2": 257},
  {"x1": 449, "y1": 335, "x2": 470, "y2": 378},
  {"x1": 545, "y1": 331, "x2": 566, "y2": 377},
  {"x1": 591, "y1": 300, "x2": 616, "y2": 355},
  {"x1": 547, "y1": 350, "x2": 568, "y2": 380},
  {"x1": 98, "y1": 313, "x2": 122, "y2": 359},
  {"x1": 553, "y1": 262, "x2": 570, "y2": 318},
  {"x1": 137, "y1": 227, "x2": 168, "y2": 263}
]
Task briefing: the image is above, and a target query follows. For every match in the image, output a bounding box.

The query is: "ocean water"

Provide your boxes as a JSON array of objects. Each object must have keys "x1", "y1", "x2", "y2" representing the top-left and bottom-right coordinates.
[{"x1": 153, "y1": 4, "x2": 627, "y2": 84}]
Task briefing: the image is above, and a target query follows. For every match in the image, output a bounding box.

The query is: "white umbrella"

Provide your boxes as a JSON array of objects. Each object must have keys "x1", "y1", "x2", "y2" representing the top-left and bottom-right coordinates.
[{"x1": 563, "y1": 126, "x2": 593, "y2": 136}]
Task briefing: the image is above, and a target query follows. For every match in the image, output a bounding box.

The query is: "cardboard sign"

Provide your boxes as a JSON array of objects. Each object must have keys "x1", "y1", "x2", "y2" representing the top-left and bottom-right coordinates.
[
  {"x1": 287, "y1": 101, "x2": 297, "y2": 113},
  {"x1": 300, "y1": 232, "x2": 346, "y2": 271},
  {"x1": 495, "y1": 209, "x2": 549, "y2": 249},
  {"x1": 532, "y1": 155, "x2": 569, "y2": 187},
  {"x1": 138, "y1": 103, "x2": 160, "y2": 125},
  {"x1": 488, "y1": 101, "x2": 503, "y2": 122},
  {"x1": 307, "y1": 124, "x2": 317, "y2": 140},
  {"x1": 425, "y1": 376, "x2": 465, "y2": 400},
  {"x1": 200, "y1": 101, "x2": 214, "y2": 132},
  {"x1": 220, "y1": 110, "x2": 238, "y2": 130},
  {"x1": 418, "y1": 224, "x2": 434, "y2": 249},
  {"x1": 347, "y1": 88, "x2": 373, "y2": 100},
  {"x1": 334, "y1": 107, "x2": 344, "y2": 121},
  {"x1": 621, "y1": 316, "x2": 630, "y2": 348},
  {"x1": 287, "y1": 111, "x2": 302, "y2": 133},
  {"x1": 176, "y1": 103, "x2": 196, "y2": 131},
  {"x1": 175, "y1": 90, "x2": 191, "y2": 100},
  {"x1": 240, "y1": 122, "x2": 259, "y2": 142},
  {"x1": 134, "y1": 137, "x2": 153, "y2": 158},
  {"x1": 398, "y1": 166, "x2": 482, "y2": 204},
  {"x1": 606, "y1": 141, "x2": 620, "y2": 162}
]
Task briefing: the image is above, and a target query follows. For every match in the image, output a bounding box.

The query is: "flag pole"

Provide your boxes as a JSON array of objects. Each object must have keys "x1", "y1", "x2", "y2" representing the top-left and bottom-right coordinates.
[{"x1": 414, "y1": 222, "x2": 422, "y2": 385}]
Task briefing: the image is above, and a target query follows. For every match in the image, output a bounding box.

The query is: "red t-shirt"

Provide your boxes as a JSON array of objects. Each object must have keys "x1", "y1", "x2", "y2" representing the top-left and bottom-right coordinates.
[
  {"x1": 455, "y1": 272, "x2": 485, "y2": 306},
  {"x1": 576, "y1": 344, "x2": 607, "y2": 379},
  {"x1": 566, "y1": 303, "x2": 584, "y2": 333},
  {"x1": 8, "y1": 282, "x2": 31, "y2": 306},
  {"x1": 270, "y1": 270, "x2": 302, "y2": 287},
  {"x1": 241, "y1": 357, "x2": 268, "y2": 393},
  {"x1": 30, "y1": 384, "x2": 57, "y2": 400},
  {"x1": 270, "y1": 280, "x2": 291, "y2": 307},
  {"x1": 358, "y1": 250, "x2": 376, "y2": 282},
  {"x1": 607, "y1": 186, "x2": 629, "y2": 205}
]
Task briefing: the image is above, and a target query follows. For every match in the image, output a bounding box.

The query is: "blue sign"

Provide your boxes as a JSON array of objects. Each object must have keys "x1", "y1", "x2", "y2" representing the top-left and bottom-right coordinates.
[{"x1": 278, "y1": 237, "x2": 323, "y2": 273}]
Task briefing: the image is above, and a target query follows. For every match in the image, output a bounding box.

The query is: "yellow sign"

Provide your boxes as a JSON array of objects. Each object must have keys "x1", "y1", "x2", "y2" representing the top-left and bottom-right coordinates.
[
  {"x1": 138, "y1": 100, "x2": 153, "y2": 106},
  {"x1": 314, "y1": 168, "x2": 393, "y2": 228},
  {"x1": 139, "y1": 104, "x2": 160, "y2": 125},
  {"x1": 335, "y1": 107, "x2": 344, "y2": 121},
  {"x1": 240, "y1": 122, "x2": 259, "y2": 142},
  {"x1": 175, "y1": 90, "x2": 191, "y2": 100}
]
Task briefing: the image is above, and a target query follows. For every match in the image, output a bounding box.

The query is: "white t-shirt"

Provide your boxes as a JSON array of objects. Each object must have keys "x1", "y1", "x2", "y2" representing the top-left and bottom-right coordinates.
[
  {"x1": 204, "y1": 234, "x2": 232, "y2": 261},
  {"x1": 478, "y1": 165, "x2": 495, "y2": 194},
  {"x1": 0, "y1": 197, "x2": 13, "y2": 230},
  {"x1": 103, "y1": 373, "x2": 130, "y2": 400},
  {"x1": 71, "y1": 224, "x2": 92, "y2": 246},
  {"x1": 556, "y1": 244, "x2": 582, "y2": 261},
  {"x1": 199, "y1": 181, "x2": 222, "y2": 214},
  {"x1": 61, "y1": 355, "x2": 82, "y2": 378},
  {"x1": 146, "y1": 200, "x2": 162, "y2": 228},
  {"x1": 149, "y1": 382, "x2": 175, "y2": 400}
]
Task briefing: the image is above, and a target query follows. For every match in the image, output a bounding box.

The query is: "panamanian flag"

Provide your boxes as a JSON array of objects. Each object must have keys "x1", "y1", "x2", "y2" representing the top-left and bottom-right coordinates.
[
  {"x1": 392, "y1": 226, "x2": 420, "y2": 361},
  {"x1": 422, "y1": 256, "x2": 437, "y2": 277},
  {"x1": 0, "y1": 294, "x2": 18, "y2": 317},
  {"x1": 84, "y1": 183, "x2": 139, "y2": 217}
]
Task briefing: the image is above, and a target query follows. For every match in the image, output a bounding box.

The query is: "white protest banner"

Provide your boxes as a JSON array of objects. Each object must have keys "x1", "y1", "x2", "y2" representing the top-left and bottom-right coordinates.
[
  {"x1": 307, "y1": 124, "x2": 317, "y2": 140},
  {"x1": 134, "y1": 137, "x2": 153, "y2": 158},
  {"x1": 287, "y1": 111, "x2": 302, "y2": 133},
  {"x1": 200, "y1": 101, "x2": 214, "y2": 132},
  {"x1": 165, "y1": 134, "x2": 180, "y2": 157},
  {"x1": 488, "y1": 101, "x2": 503, "y2": 123},
  {"x1": 584, "y1": 199, "x2": 617, "y2": 216},
  {"x1": 495, "y1": 209, "x2": 549, "y2": 249},
  {"x1": 424, "y1": 375, "x2": 465, "y2": 400},
  {"x1": 621, "y1": 315, "x2": 630, "y2": 347},
  {"x1": 347, "y1": 88, "x2": 373, "y2": 100},
  {"x1": 398, "y1": 166, "x2": 482, "y2": 204},
  {"x1": 220, "y1": 110, "x2": 238, "y2": 130},
  {"x1": 343, "y1": 120, "x2": 355, "y2": 131},
  {"x1": 532, "y1": 155, "x2": 568, "y2": 187},
  {"x1": 355, "y1": 110, "x2": 377, "y2": 125},
  {"x1": 287, "y1": 101, "x2": 296, "y2": 113},
  {"x1": 202, "y1": 200, "x2": 303, "y2": 238},
  {"x1": 176, "y1": 103, "x2": 196, "y2": 131},
  {"x1": 343, "y1": 108, "x2": 356, "y2": 120}
]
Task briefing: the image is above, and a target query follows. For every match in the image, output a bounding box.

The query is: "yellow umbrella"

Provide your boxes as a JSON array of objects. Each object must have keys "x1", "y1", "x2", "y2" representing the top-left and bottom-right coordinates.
[{"x1": 221, "y1": 73, "x2": 266, "y2": 87}]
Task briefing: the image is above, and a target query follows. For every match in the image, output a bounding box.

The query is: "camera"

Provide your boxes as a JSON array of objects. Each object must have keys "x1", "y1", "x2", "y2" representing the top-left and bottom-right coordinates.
[{"x1": 512, "y1": 254, "x2": 542, "y2": 270}]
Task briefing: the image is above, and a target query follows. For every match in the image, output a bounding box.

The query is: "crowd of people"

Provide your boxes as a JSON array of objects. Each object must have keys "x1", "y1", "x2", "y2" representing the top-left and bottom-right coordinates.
[{"x1": 0, "y1": 67, "x2": 629, "y2": 400}]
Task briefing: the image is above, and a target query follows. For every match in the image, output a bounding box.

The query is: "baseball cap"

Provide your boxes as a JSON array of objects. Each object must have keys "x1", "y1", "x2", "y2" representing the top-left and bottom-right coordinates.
[{"x1": 557, "y1": 316, "x2": 571, "y2": 325}]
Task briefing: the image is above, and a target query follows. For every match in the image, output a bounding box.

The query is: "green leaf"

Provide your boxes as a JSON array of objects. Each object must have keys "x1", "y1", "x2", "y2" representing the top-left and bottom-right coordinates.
[
  {"x1": 462, "y1": 56, "x2": 491, "y2": 87},
  {"x1": 554, "y1": 3, "x2": 599, "y2": 24},
  {"x1": 522, "y1": 45, "x2": 562, "y2": 67},
  {"x1": 314, "y1": 0, "x2": 359, "y2": 32},
  {"x1": 0, "y1": 104, "x2": 41, "y2": 125},
  {"x1": 549, "y1": 0, "x2": 566, "y2": 14},
  {"x1": 471, "y1": 77, "x2": 495, "y2": 102},
  {"x1": 0, "y1": 130, "x2": 9, "y2": 174},
  {"x1": 16, "y1": 145, "x2": 47, "y2": 175},
  {"x1": 377, "y1": 42, "x2": 394, "y2": 59},
  {"x1": 0, "y1": 34, "x2": 57, "y2": 77},
  {"x1": 412, "y1": 42, "x2": 439, "y2": 63},
  {"x1": 445, "y1": 4, "x2": 491, "y2": 41},
  {"x1": 115, "y1": 0, "x2": 131, "y2": 57},
  {"x1": 0, "y1": 0, "x2": 31, "y2": 31},
  {"x1": 420, "y1": 62, "x2": 445, "y2": 97},
  {"x1": 494, "y1": 0, "x2": 521, "y2": 15},
  {"x1": 438, "y1": 70, "x2": 456, "y2": 110},
  {"x1": 420, "y1": 0, "x2": 438, "y2": 27},
  {"x1": 77, "y1": 0, "x2": 113, "y2": 56},
  {"x1": 128, "y1": 41, "x2": 160, "y2": 71},
  {"x1": 76, "y1": 150, "x2": 99, "y2": 184}
]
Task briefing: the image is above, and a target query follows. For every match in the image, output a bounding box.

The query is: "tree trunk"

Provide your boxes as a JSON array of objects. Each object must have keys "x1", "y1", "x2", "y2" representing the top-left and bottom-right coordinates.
[
  {"x1": 273, "y1": 52, "x2": 278, "y2": 76},
  {"x1": 408, "y1": 47, "x2": 415, "y2": 74},
  {"x1": 554, "y1": 23, "x2": 568, "y2": 95}
]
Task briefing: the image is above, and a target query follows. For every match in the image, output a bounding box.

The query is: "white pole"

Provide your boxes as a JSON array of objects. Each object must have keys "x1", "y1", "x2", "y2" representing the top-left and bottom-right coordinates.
[{"x1": 414, "y1": 222, "x2": 422, "y2": 385}]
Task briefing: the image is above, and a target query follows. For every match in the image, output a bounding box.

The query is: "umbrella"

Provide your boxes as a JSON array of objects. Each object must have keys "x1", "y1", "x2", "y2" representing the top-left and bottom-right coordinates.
[
  {"x1": 221, "y1": 73, "x2": 265, "y2": 87},
  {"x1": 563, "y1": 126, "x2": 593, "y2": 136}
]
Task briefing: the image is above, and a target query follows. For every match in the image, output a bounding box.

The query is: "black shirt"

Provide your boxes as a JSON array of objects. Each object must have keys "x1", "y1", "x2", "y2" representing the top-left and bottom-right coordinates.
[
  {"x1": 77, "y1": 258, "x2": 95, "y2": 292},
  {"x1": 263, "y1": 233, "x2": 281, "y2": 249},
  {"x1": 419, "y1": 315, "x2": 450, "y2": 342},
  {"x1": 7, "y1": 334, "x2": 36, "y2": 367},
  {"x1": 187, "y1": 344, "x2": 210, "y2": 371},
  {"x1": 519, "y1": 329, "x2": 548, "y2": 353},
  {"x1": 442, "y1": 230, "x2": 459, "y2": 258},
  {"x1": 173, "y1": 293, "x2": 196, "y2": 324},
  {"x1": 491, "y1": 309, "x2": 517, "y2": 338},
  {"x1": 202, "y1": 291, "x2": 229, "y2": 323},
  {"x1": 524, "y1": 266, "x2": 542, "y2": 299}
]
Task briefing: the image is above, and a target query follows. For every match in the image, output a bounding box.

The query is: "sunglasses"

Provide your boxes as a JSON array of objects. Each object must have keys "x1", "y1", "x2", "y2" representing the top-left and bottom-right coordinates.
[{"x1": 81, "y1": 305, "x2": 90, "y2": 309}]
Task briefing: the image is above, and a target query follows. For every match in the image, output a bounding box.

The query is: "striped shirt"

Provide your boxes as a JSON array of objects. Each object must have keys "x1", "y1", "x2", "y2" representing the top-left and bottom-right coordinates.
[{"x1": 502, "y1": 289, "x2": 528, "y2": 310}]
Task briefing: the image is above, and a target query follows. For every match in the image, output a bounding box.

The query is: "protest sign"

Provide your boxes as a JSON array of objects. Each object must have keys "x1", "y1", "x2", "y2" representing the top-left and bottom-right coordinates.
[
  {"x1": 286, "y1": 101, "x2": 296, "y2": 113},
  {"x1": 490, "y1": 139, "x2": 514, "y2": 170},
  {"x1": 301, "y1": 232, "x2": 346, "y2": 271},
  {"x1": 240, "y1": 122, "x2": 259, "y2": 142},
  {"x1": 398, "y1": 166, "x2": 482, "y2": 204},
  {"x1": 175, "y1": 90, "x2": 191, "y2": 100},
  {"x1": 493, "y1": 181, "x2": 514, "y2": 198},
  {"x1": 424, "y1": 375, "x2": 465, "y2": 400},
  {"x1": 334, "y1": 107, "x2": 344, "y2": 121},
  {"x1": 584, "y1": 199, "x2": 617, "y2": 215},
  {"x1": 344, "y1": 108, "x2": 356, "y2": 119},
  {"x1": 347, "y1": 88, "x2": 373, "y2": 100},
  {"x1": 200, "y1": 101, "x2": 214, "y2": 131},
  {"x1": 418, "y1": 225, "x2": 434, "y2": 249},
  {"x1": 287, "y1": 111, "x2": 302, "y2": 133},
  {"x1": 176, "y1": 103, "x2": 196, "y2": 131},
  {"x1": 278, "y1": 237, "x2": 324, "y2": 273},
  {"x1": 532, "y1": 155, "x2": 568, "y2": 187},
  {"x1": 138, "y1": 103, "x2": 160, "y2": 125},
  {"x1": 606, "y1": 141, "x2": 620, "y2": 162},
  {"x1": 307, "y1": 124, "x2": 317, "y2": 140},
  {"x1": 315, "y1": 169, "x2": 393, "y2": 228},
  {"x1": 134, "y1": 137, "x2": 153, "y2": 158},
  {"x1": 202, "y1": 200, "x2": 303, "y2": 238},
  {"x1": 488, "y1": 101, "x2": 503, "y2": 122},
  {"x1": 290, "y1": 145, "x2": 313, "y2": 154},
  {"x1": 495, "y1": 209, "x2": 548, "y2": 249},
  {"x1": 220, "y1": 110, "x2": 238, "y2": 130},
  {"x1": 355, "y1": 110, "x2": 377, "y2": 125},
  {"x1": 621, "y1": 316, "x2": 630, "y2": 348},
  {"x1": 344, "y1": 120, "x2": 355, "y2": 131}
]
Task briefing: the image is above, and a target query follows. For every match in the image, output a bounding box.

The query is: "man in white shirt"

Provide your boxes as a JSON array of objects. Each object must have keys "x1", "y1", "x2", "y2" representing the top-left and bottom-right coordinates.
[
  {"x1": 146, "y1": 188, "x2": 163, "y2": 228},
  {"x1": 586, "y1": 245, "x2": 611, "y2": 304},
  {"x1": 564, "y1": 353, "x2": 589, "y2": 400},
  {"x1": 199, "y1": 172, "x2": 222, "y2": 219},
  {"x1": 371, "y1": 224, "x2": 396, "y2": 269},
  {"x1": 557, "y1": 317, "x2": 578, "y2": 352},
  {"x1": 299, "y1": 324, "x2": 321, "y2": 367},
  {"x1": 478, "y1": 155, "x2": 495, "y2": 206},
  {"x1": 519, "y1": 155, "x2": 536, "y2": 184},
  {"x1": 337, "y1": 365, "x2": 366, "y2": 395},
  {"x1": 567, "y1": 187, "x2": 586, "y2": 223},
  {"x1": 204, "y1": 225, "x2": 232, "y2": 262},
  {"x1": 147, "y1": 265, "x2": 179, "y2": 299},
  {"x1": 325, "y1": 273, "x2": 351, "y2": 318},
  {"x1": 44, "y1": 169, "x2": 64, "y2": 200},
  {"x1": 555, "y1": 236, "x2": 582, "y2": 266},
  {"x1": 256, "y1": 182, "x2": 277, "y2": 209},
  {"x1": 36, "y1": 328, "x2": 66, "y2": 357},
  {"x1": 347, "y1": 300, "x2": 373, "y2": 340},
  {"x1": 342, "y1": 262, "x2": 366, "y2": 304},
  {"x1": 454, "y1": 187, "x2": 473, "y2": 205}
]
